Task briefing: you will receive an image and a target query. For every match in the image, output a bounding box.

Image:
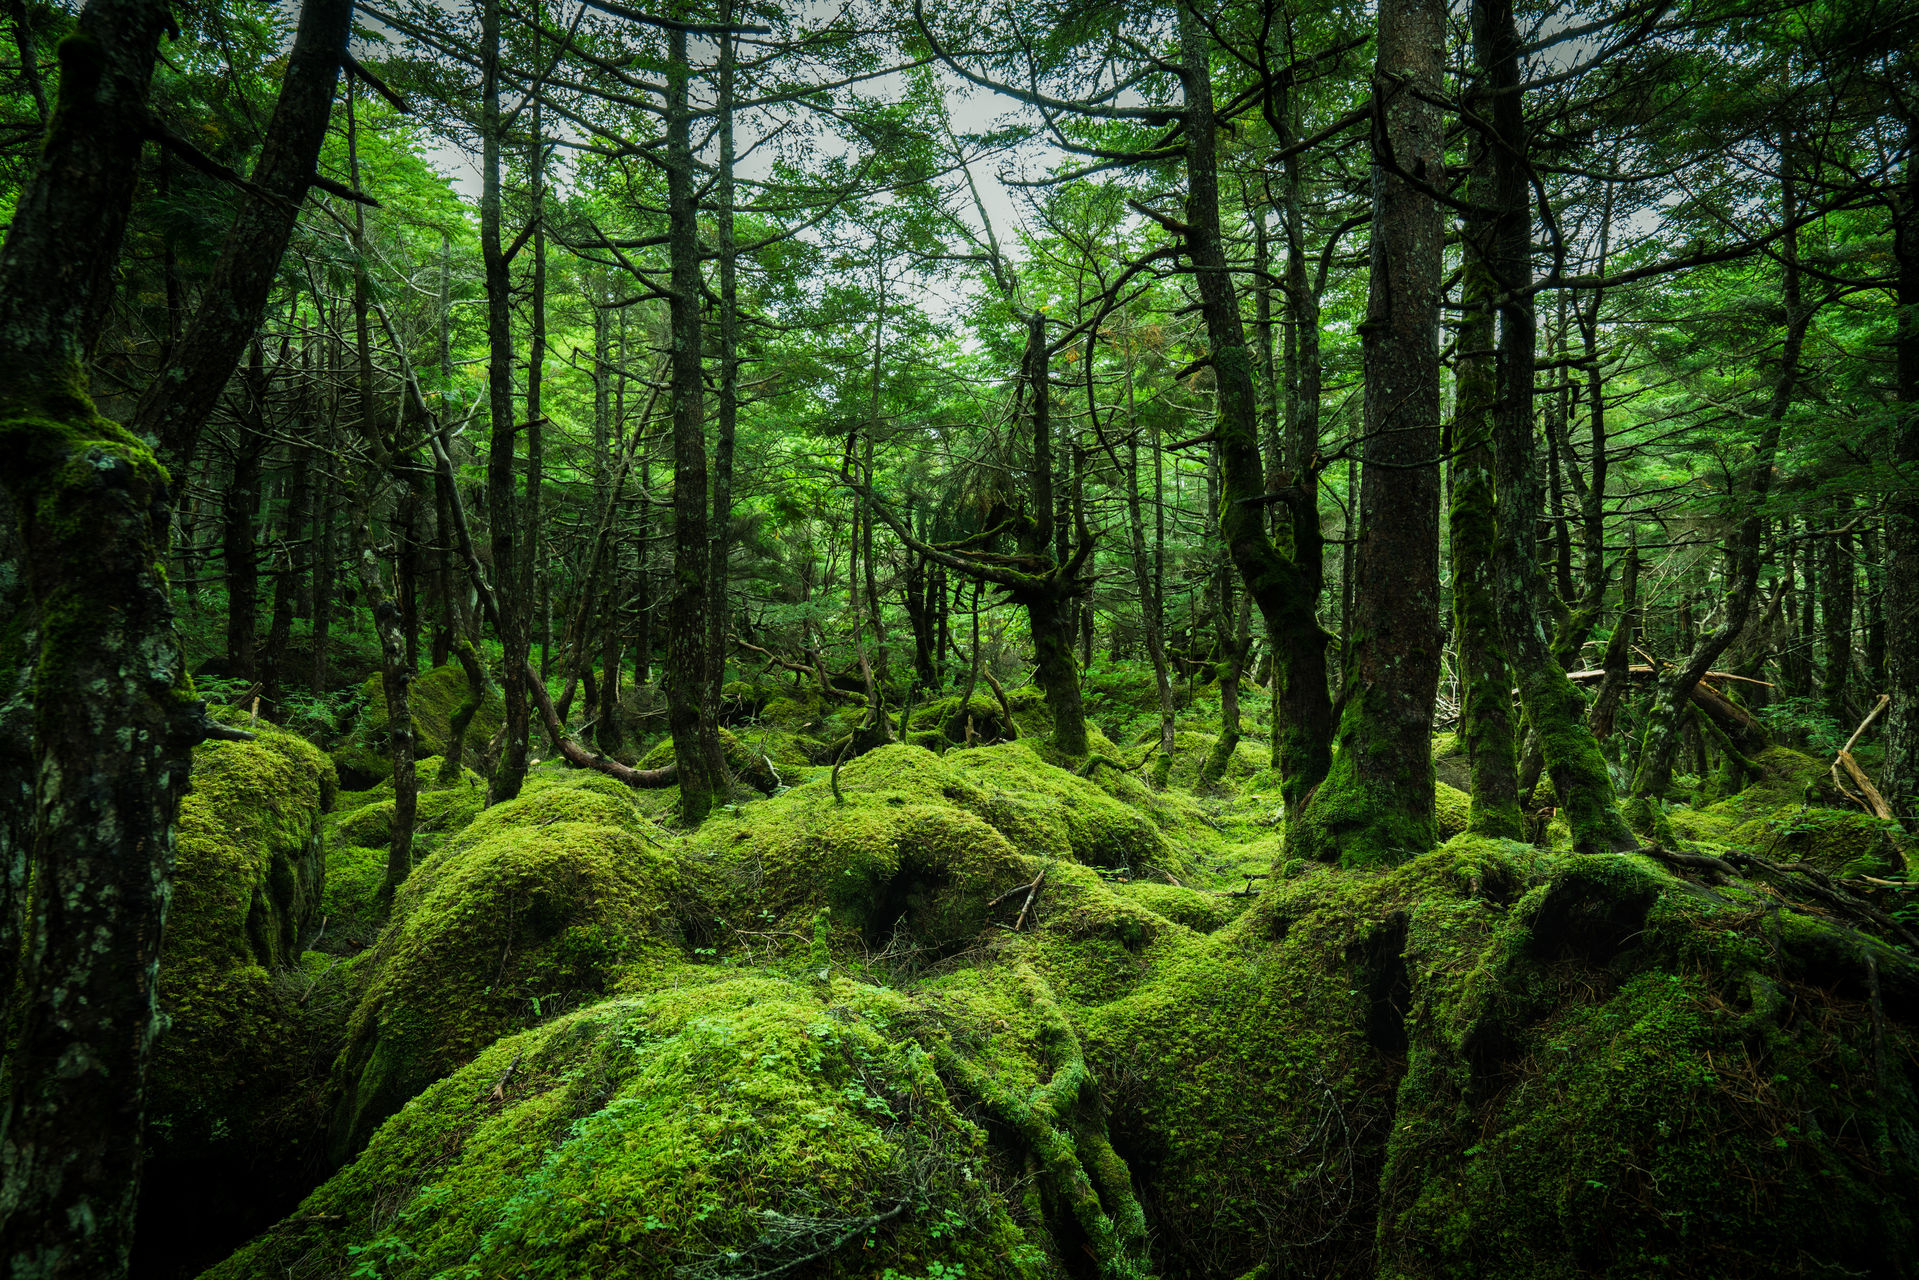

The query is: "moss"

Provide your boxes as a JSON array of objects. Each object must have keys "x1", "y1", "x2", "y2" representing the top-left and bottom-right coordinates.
[
  {"x1": 325, "y1": 759, "x2": 486, "y2": 851},
  {"x1": 333, "y1": 662, "x2": 506, "y2": 790},
  {"x1": 327, "y1": 784, "x2": 687, "y2": 1160},
  {"x1": 1664, "y1": 747, "x2": 1911, "y2": 874},
  {"x1": 1159, "y1": 728, "x2": 1267, "y2": 793},
  {"x1": 1434, "y1": 781, "x2": 1471, "y2": 841},
  {"x1": 149, "y1": 721, "x2": 346, "y2": 1175},
  {"x1": 209, "y1": 975, "x2": 1070, "y2": 1280},
  {"x1": 1111, "y1": 880, "x2": 1245, "y2": 933}
]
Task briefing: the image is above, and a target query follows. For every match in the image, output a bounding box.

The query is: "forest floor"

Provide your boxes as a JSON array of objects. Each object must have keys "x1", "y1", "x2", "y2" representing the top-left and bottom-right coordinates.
[{"x1": 136, "y1": 647, "x2": 1919, "y2": 1280}]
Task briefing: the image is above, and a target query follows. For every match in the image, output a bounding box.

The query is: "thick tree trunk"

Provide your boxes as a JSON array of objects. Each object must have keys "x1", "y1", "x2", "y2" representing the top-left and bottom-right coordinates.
[
  {"x1": 1291, "y1": 0, "x2": 1445, "y2": 866},
  {"x1": 0, "y1": 3, "x2": 214, "y2": 1275},
  {"x1": 709, "y1": 17, "x2": 739, "y2": 715}
]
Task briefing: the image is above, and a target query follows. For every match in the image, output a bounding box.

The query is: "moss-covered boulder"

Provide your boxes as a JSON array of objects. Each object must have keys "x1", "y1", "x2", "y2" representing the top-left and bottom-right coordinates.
[
  {"x1": 332, "y1": 662, "x2": 505, "y2": 790},
  {"x1": 327, "y1": 776, "x2": 687, "y2": 1160},
  {"x1": 315, "y1": 761, "x2": 491, "y2": 952},
  {"x1": 208, "y1": 971, "x2": 1133, "y2": 1280},
  {"x1": 141, "y1": 722, "x2": 350, "y2": 1277},
  {"x1": 1076, "y1": 836, "x2": 1919, "y2": 1279}
]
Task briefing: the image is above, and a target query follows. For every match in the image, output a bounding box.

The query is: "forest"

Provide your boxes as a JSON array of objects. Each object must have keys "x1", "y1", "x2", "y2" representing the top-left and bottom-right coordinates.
[{"x1": 0, "y1": 0, "x2": 1916, "y2": 1275}]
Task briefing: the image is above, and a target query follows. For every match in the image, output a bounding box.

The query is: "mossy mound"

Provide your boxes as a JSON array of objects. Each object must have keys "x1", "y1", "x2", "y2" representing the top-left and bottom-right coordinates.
[
  {"x1": 1435, "y1": 779, "x2": 1471, "y2": 839},
  {"x1": 1432, "y1": 730, "x2": 1471, "y2": 793},
  {"x1": 332, "y1": 662, "x2": 505, "y2": 790},
  {"x1": 680, "y1": 742, "x2": 1223, "y2": 964},
  {"x1": 1076, "y1": 836, "x2": 1919, "y2": 1278},
  {"x1": 910, "y1": 690, "x2": 1019, "y2": 744},
  {"x1": 143, "y1": 722, "x2": 351, "y2": 1276},
  {"x1": 207, "y1": 972, "x2": 1119, "y2": 1280},
  {"x1": 327, "y1": 781, "x2": 687, "y2": 1160},
  {"x1": 1666, "y1": 747, "x2": 1909, "y2": 875}
]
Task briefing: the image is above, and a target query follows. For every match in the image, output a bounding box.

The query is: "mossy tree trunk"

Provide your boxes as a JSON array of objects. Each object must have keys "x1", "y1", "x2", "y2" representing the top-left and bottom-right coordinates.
[
  {"x1": 346, "y1": 82, "x2": 416, "y2": 893},
  {"x1": 1450, "y1": 116, "x2": 1523, "y2": 840},
  {"x1": 1886, "y1": 107, "x2": 1919, "y2": 835},
  {"x1": 1822, "y1": 499, "x2": 1855, "y2": 724},
  {"x1": 1290, "y1": 0, "x2": 1446, "y2": 867},
  {"x1": 1178, "y1": 10, "x2": 1334, "y2": 830},
  {"x1": 1478, "y1": 0, "x2": 1637, "y2": 854},
  {"x1": 1630, "y1": 137, "x2": 1804, "y2": 834},
  {"x1": 0, "y1": 2, "x2": 204, "y2": 1274},
  {"x1": 259, "y1": 421, "x2": 309, "y2": 718}
]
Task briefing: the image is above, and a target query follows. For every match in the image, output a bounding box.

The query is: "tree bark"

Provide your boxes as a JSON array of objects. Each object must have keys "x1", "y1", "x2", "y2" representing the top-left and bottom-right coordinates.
[
  {"x1": 0, "y1": 2, "x2": 219, "y2": 1274},
  {"x1": 1178, "y1": 9, "x2": 1333, "y2": 830},
  {"x1": 1478, "y1": 0, "x2": 1636, "y2": 852},
  {"x1": 222, "y1": 345, "x2": 268, "y2": 683},
  {"x1": 1291, "y1": 0, "x2": 1445, "y2": 866},
  {"x1": 1450, "y1": 112, "x2": 1522, "y2": 838},
  {"x1": 481, "y1": 0, "x2": 530, "y2": 804}
]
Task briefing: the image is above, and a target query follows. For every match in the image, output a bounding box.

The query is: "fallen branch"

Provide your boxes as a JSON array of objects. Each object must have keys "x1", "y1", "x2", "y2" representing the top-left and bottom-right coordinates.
[{"x1": 1830, "y1": 695, "x2": 1893, "y2": 821}]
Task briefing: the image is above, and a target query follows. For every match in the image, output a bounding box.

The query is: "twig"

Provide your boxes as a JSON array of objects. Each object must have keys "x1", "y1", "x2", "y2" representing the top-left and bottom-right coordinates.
[{"x1": 1014, "y1": 867, "x2": 1048, "y2": 931}]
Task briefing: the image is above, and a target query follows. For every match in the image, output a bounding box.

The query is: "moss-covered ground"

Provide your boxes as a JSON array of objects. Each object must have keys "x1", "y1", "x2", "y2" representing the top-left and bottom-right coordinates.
[{"x1": 169, "y1": 678, "x2": 1919, "y2": 1280}]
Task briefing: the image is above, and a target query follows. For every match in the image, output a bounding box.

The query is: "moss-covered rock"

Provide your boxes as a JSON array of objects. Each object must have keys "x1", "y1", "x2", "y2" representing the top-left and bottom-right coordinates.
[
  {"x1": 326, "y1": 780, "x2": 687, "y2": 1160},
  {"x1": 207, "y1": 973, "x2": 1113, "y2": 1280},
  {"x1": 332, "y1": 662, "x2": 505, "y2": 790},
  {"x1": 144, "y1": 722, "x2": 351, "y2": 1276},
  {"x1": 1076, "y1": 836, "x2": 1919, "y2": 1278}
]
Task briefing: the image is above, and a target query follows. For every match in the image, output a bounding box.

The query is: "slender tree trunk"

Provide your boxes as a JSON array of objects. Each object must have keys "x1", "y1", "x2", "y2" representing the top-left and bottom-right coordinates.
[
  {"x1": 1590, "y1": 536, "x2": 1639, "y2": 745},
  {"x1": 347, "y1": 84, "x2": 414, "y2": 889},
  {"x1": 1450, "y1": 116, "x2": 1522, "y2": 838},
  {"x1": 1631, "y1": 137, "x2": 1804, "y2": 829},
  {"x1": 223, "y1": 345, "x2": 267, "y2": 682},
  {"x1": 1479, "y1": 0, "x2": 1636, "y2": 852},
  {"x1": 482, "y1": 0, "x2": 529, "y2": 804},
  {"x1": 1822, "y1": 503, "x2": 1855, "y2": 724},
  {"x1": 260, "y1": 427, "x2": 310, "y2": 718},
  {"x1": 1886, "y1": 109, "x2": 1919, "y2": 833},
  {"x1": 664, "y1": 26, "x2": 727, "y2": 820}
]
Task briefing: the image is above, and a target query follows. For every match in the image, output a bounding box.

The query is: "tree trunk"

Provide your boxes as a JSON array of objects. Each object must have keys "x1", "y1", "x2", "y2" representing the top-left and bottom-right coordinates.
[
  {"x1": 1589, "y1": 537, "x2": 1639, "y2": 745},
  {"x1": 1822, "y1": 503, "x2": 1855, "y2": 724},
  {"x1": 1291, "y1": 0, "x2": 1445, "y2": 866},
  {"x1": 0, "y1": 2, "x2": 212, "y2": 1273},
  {"x1": 260, "y1": 429, "x2": 310, "y2": 718},
  {"x1": 1178, "y1": 9, "x2": 1333, "y2": 829},
  {"x1": 664, "y1": 26, "x2": 727, "y2": 821},
  {"x1": 481, "y1": 0, "x2": 530, "y2": 804},
  {"x1": 1479, "y1": 0, "x2": 1636, "y2": 853},
  {"x1": 223, "y1": 346, "x2": 267, "y2": 683},
  {"x1": 1630, "y1": 139, "x2": 1804, "y2": 831},
  {"x1": 130, "y1": 0, "x2": 351, "y2": 467},
  {"x1": 1450, "y1": 116, "x2": 1523, "y2": 838},
  {"x1": 1886, "y1": 109, "x2": 1919, "y2": 833}
]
